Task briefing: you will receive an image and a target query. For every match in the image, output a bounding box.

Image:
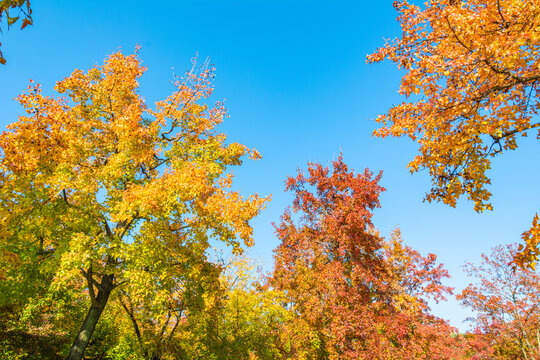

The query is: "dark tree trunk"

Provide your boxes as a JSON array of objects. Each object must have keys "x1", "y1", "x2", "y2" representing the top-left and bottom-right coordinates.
[{"x1": 66, "y1": 274, "x2": 114, "y2": 360}]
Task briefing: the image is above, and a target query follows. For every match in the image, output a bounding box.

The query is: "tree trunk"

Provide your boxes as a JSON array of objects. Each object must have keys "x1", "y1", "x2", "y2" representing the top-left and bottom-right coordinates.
[{"x1": 66, "y1": 274, "x2": 114, "y2": 360}]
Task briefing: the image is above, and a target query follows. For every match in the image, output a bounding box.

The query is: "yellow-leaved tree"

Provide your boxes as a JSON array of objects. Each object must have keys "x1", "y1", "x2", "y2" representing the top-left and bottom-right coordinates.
[
  {"x1": 0, "y1": 50, "x2": 268, "y2": 359},
  {"x1": 368, "y1": 0, "x2": 540, "y2": 268}
]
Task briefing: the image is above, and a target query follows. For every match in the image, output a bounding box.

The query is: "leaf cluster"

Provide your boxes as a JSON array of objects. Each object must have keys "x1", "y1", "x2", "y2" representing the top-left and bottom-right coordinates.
[
  {"x1": 0, "y1": 0, "x2": 32, "y2": 64},
  {"x1": 368, "y1": 0, "x2": 540, "y2": 266}
]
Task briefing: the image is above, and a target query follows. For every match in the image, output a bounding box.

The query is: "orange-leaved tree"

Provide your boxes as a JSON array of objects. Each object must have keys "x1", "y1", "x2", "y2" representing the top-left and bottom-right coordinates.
[
  {"x1": 0, "y1": 0, "x2": 33, "y2": 64},
  {"x1": 368, "y1": 0, "x2": 540, "y2": 268},
  {"x1": 0, "y1": 50, "x2": 268, "y2": 359},
  {"x1": 270, "y1": 156, "x2": 460, "y2": 359}
]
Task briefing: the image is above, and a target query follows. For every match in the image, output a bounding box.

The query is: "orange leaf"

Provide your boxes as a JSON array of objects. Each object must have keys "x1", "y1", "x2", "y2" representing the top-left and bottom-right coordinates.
[{"x1": 20, "y1": 18, "x2": 32, "y2": 30}]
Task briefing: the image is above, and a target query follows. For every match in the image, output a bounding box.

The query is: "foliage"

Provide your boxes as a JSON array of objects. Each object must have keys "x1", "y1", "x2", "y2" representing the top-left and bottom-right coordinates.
[
  {"x1": 454, "y1": 332, "x2": 494, "y2": 360},
  {"x1": 368, "y1": 0, "x2": 540, "y2": 267},
  {"x1": 0, "y1": 305, "x2": 71, "y2": 360},
  {"x1": 95, "y1": 252, "x2": 289, "y2": 360},
  {"x1": 381, "y1": 229, "x2": 464, "y2": 359},
  {"x1": 0, "y1": 0, "x2": 32, "y2": 64},
  {"x1": 0, "y1": 340, "x2": 25, "y2": 360},
  {"x1": 211, "y1": 254, "x2": 290, "y2": 359},
  {"x1": 4, "y1": 1, "x2": 539, "y2": 356},
  {"x1": 458, "y1": 243, "x2": 540, "y2": 359},
  {"x1": 270, "y1": 155, "x2": 460, "y2": 359},
  {"x1": 114, "y1": 254, "x2": 223, "y2": 359},
  {"x1": 0, "y1": 50, "x2": 268, "y2": 359}
]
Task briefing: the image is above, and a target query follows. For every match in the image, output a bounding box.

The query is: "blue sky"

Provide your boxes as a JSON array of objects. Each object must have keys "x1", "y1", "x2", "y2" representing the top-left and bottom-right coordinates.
[{"x1": 1, "y1": 0, "x2": 538, "y2": 331}]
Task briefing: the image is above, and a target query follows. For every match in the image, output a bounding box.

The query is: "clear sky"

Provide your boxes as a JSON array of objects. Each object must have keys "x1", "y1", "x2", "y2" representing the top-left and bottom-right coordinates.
[{"x1": 1, "y1": 0, "x2": 538, "y2": 331}]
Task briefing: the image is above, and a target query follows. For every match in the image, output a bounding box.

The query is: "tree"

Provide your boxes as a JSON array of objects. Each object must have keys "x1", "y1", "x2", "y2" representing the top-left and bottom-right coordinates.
[
  {"x1": 458, "y1": 244, "x2": 540, "y2": 360},
  {"x1": 115, "y1": 248, "x2": 223, "y2": 359},
  {"x1": 177, "y1": 253, "x2": 289, "y2": 359},
  {"x1": 214, "y1": 254, "x2": 290, "y2": 360},
  {"x1": 0, "y1": 0, "x2": 33, "y2": 64},
  {"x1": 109, "y1": 252, "x2": 289, "y2": 359},
  {"x1": 270, "y1": 156, "x2": 459, "y2": 359},
  {"x1": 368, "y1": 0, "x2": 540, "y2": 267},
  {"x1": 382, "y1": 229, "x2": 464, "y2": 360},
  {"x1": 270, "y1": 155, "x2": 386, "y2": 359},
  {"x1": 0, "y1": 50, "x2": 268, "y2": 359}
]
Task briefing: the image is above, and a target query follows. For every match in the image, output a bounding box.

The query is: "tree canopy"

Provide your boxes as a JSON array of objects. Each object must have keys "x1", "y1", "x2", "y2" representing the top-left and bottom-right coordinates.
[
  {"x1": 368, "y1": 0, "x2": 540, "y2": 267},
  {"x1": 459, "y1": 244, "x2": 540, "y2": 359},
  {"x1": 0, "y1": 50, "x2": 268, "y2": 359},
  {"x1": 270, "y1": 156, "x2": 459, "y2": 359}
]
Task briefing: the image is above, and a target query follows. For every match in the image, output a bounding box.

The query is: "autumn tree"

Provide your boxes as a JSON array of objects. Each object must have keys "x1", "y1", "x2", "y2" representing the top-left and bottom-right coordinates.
[
  {"x1": 114, "y1": 247, "x2": 223, "y2": 359},
  {"x1": 0, "y1": 50, "x2": 268, "y2": 359},
  {"x1": 107, "y1": 252, "x2": 289, "y2": 359},
  {"x1": 209, "y1": 253, "x2": 290, "y2": 359},
  {"x1": 0, "y1": 0, "x2": 32, "y2": 64},
  {"x1": 458, "y1": 244, "x2": 540, "y2": 359},
  {"x1": 368, "y1": 0, "x2": 540, "y2": 267},
  {"x1": 381, "y1": 229, "x2": 465, "y2": 360},
  {"x1": 270, "y1": 156, "x2": 459, "y2": 359}
]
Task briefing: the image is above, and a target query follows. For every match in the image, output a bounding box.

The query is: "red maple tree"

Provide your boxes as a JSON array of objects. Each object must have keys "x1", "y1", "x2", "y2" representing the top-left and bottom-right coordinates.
[{"x1": 270, "y1": 155, "x2": 460, "y2": 359}]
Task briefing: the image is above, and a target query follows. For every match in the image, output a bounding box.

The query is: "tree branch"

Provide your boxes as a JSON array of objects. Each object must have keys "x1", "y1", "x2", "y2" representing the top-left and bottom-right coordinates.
[{"x1": 81, "y1": 266, "x2": 98, "y2": 306}]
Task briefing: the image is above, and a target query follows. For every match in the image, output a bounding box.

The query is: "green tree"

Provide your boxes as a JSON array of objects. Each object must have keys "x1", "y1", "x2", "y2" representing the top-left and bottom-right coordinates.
[
  {"x1": 110, "y1": 253, "x2": 289, "y2": 360},
  {"x1": 210, "y1": 254, "x2": 289, "y2": 359}
]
